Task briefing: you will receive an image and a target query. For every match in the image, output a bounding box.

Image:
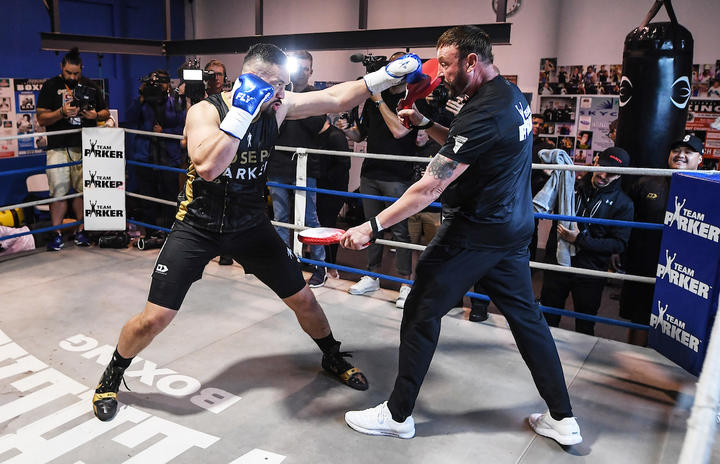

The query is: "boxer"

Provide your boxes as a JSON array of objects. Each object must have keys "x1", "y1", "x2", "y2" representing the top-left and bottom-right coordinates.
[{"x1": 92, "y1": 43, "x2": 422, "y2": 422}]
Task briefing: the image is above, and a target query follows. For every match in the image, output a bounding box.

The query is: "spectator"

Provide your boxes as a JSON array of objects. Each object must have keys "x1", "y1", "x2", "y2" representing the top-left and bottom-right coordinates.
[
  {"x1": 531, "y1": 114, "x2": 553, "y2": 261},
  {"x1": 339, "y1": 52, "x2": 418, "y2": 308},
  {"x1": 316, "y1": 118, "x2": 351, "y2": 277},
  {"x1": 267, "y1": 50, "x2": 329, "y2": 287},
  {"x1": 620, "y1": 135, "x2": 703, "y2": 345},
  {"x1": 540, "y1": 147, "x2": 634, "y2": 335},
  {"x1": 125, "y1": 69, "x2": 186, "y2": 233},
  {"x1": 36, "y1": 47, "x2": 109, "y2": 251},
  {"x1": 204, "y1": 59, "x2": 227, "y2": 96}
]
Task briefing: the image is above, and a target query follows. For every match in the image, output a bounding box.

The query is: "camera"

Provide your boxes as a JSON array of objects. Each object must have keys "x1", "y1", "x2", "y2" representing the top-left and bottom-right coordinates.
[
  {"x1": 139, "y1": 71, "x2": 170, "y2": 104},
  {"x1": 179, "y1": 59, "x2": 217, "y2": 105},
  {"x1": 427, "y1": 84, "x2": 450, "y2": 109},
  {"x1": 350, "y1": 53, "x2": 388, "y2": 73},
  {"x1": 70, "y1": 83, "x2": 97, "y2": 111}
]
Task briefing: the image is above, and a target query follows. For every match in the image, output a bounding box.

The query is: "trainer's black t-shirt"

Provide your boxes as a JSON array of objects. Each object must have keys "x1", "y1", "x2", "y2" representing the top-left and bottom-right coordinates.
[
  {"x1": 176, "y1": 93, "x2": 278, "y2": 233},
  {"x1": 435, "y1": 75, "x2": 534, "y2": 250},
  {"x1": 358, "y1": 90, "x2": 418, "y2": 182},
  {"x1": 37, "y1": 75, "x2": 107, "y2": 149}
]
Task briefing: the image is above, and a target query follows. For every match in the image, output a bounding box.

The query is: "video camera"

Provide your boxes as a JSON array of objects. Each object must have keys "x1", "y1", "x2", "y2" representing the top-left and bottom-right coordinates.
[
  {"x1": 427, "y1": 84, "x2": 450, "y2": 110},
  {"x1": 350, "y1": 53, "x2": 388, "y2": 73},
  {"x1": 179, "y1": 58, "x2": 217, "y2": 105},
  {"x1": 70, "y1": 83, "x2": 97, "y2": 111},
  {"x1": 139, "y1": 71, "x2": 170, "y2": 104}
]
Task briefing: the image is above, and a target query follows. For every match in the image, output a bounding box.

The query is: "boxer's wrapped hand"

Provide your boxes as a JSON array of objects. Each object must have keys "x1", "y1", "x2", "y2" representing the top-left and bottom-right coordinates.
[
  {"x1": 220, "y1": 74, "x2": 274, "y2": 139},
  {"x1": 363, "y1": 53, "x2": 423, "y2": 95}
]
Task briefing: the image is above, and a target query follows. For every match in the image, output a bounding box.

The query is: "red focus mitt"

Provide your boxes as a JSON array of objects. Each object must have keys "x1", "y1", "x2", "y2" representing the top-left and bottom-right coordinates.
[{"x1": 397, "y1": 59, "x2": 442, "y2": 128}]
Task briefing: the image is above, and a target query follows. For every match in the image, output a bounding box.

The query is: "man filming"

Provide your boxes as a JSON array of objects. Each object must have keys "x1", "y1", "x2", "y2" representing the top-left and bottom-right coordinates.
[
  {"x1": 125, "y1": 69, "x2": 186, "y2": 233},
  {"x1": 37, "y1": 47, "x2": 109, "y2": 251}
]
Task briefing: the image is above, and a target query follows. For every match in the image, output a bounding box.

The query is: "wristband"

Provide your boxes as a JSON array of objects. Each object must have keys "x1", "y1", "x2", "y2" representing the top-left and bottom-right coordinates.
[
  {"x1": 59, "y1": 106, "x2": 65, "y2": 118},
  {"x1": 411, "y1": 116, "x2": 433, "y2": 130},
  {"x1": 369, "y1": 217, "x2": 384, "y2": 241},
  {"x1": 374, "y1": 99, "x2": 384, "y2": 108}
]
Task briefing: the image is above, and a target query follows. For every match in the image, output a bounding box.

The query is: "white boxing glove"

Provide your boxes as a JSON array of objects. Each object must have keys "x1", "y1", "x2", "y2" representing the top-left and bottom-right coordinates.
[{"x1": 363, "y1": 53, "x2": 423, "y2": 95}]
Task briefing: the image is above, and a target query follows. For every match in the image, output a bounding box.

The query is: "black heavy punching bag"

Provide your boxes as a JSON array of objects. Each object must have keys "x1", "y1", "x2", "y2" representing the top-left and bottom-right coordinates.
[{"x1": 615, "y1": 0, "x2": 693, "y2": 169}]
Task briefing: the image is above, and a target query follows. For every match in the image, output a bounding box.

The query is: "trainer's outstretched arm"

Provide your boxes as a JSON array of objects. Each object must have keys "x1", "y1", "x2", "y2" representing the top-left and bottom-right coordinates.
[{"x1": 341, "y1": 154, "x2": 468, "y2": 249}]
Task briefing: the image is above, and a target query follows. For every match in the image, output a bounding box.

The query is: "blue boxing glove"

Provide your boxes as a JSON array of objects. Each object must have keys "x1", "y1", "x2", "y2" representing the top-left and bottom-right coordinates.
[
  {"x1": 363, "y1": 53, "x2": 423, "y2": 95},
  {"x1": 219, "y1": 74, "x2": 274, "y2": 139}
]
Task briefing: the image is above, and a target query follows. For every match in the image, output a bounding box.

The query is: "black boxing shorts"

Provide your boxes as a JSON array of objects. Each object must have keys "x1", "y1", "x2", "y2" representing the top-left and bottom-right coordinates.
[{"x1": 148, "y1": 220, "x2": 306, "y2": 310}]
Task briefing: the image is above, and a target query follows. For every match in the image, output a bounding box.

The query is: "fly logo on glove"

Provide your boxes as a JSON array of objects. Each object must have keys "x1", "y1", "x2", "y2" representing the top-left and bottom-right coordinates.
[
  {"x1": 363, "y1": 53, "x2": 423, "y2": 95},
  {"x1": 220, "y1": 74, "x2": 274, "y2": 140},
  {"x1": 234, "y1": 92, "x2": 254, "y2": 104}
]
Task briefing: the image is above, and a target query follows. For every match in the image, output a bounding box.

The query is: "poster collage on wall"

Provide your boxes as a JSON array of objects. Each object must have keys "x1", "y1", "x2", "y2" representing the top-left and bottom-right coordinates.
[
  {"x1": 0, "y1": 77, "x2": 107, "y2": 159},
  {"x1": 537, "y1": 58, "x2": 720, "y2": 169}
]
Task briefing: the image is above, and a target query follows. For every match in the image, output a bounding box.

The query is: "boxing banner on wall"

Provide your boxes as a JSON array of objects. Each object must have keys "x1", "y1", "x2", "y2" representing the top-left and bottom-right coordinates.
[
  {"x1": 13, "y1": 78, "x2": 47, "y2": 156},
  {"x1": 0, "y1": 78, "x2": 16, "y2": 158},
  {"x1": 81, "y1": 127, "x2": 126, "y2": 231},
  {"x1": 686, "y1": 99, "x2": 720, "y2": 159},
  {"x1": 650, "y1": 172, "x2": 720, "y2": 376}
]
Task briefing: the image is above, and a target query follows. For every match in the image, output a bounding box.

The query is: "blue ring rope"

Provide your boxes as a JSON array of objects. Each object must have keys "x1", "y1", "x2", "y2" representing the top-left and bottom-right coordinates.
[
  {"x1": 0, "y1": 153, "x2": 656, "y2": 330},
  {"x1": 0, "y1": 161, "x2": 81, "y2": 177},
  {"x1": 298, "y1": 257, "x2": 649, "y2": 331},
  {"x1": 0, "y1": 220, "x2": 83, "y2": 242}
]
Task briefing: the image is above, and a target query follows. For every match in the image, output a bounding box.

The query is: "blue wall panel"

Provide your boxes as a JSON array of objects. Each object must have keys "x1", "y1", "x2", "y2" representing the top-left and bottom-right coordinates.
[{"x1": 0, "y1": 0, "x2": 185, "y2": 206}]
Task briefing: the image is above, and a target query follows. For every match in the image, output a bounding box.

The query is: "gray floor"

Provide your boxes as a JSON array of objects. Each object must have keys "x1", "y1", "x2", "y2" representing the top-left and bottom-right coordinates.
[{"x1": 0, "y1": 244, "x2": 718, "y2": 464}]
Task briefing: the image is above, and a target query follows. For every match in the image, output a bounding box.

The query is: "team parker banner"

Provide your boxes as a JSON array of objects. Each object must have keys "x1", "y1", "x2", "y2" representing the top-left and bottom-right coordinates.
[
  {"x1": 650, "y1": 172, "x2": 720, "y2": 376},
  {"x1": 81, "y1": 127, "x2": 126, "y2": 231}
]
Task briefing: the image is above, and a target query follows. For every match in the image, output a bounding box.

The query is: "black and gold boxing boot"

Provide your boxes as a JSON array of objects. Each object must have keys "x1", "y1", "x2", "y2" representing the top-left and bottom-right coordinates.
[
  {"x1": 92, "y1": 363, "x2": 128, "y2": 421},
  {"x1": 321, "y1": 344, "x2": 369, "y2": 391}
]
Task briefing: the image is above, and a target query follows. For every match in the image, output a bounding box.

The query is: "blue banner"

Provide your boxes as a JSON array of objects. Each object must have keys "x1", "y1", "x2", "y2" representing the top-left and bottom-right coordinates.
[{"x1": 650, "y1": 172, "x2": 720, "y2": 375}]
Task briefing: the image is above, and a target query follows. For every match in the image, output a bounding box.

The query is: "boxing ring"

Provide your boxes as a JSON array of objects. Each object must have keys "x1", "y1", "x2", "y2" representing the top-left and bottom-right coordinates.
[{"x1": 1, "y1": 127, "x2": 719, "y2": 463}]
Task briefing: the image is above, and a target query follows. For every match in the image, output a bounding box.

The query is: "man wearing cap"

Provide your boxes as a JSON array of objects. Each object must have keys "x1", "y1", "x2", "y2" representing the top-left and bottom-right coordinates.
[
  {"x1": 620, "y1": 135, "x2": 703, "y2": 345},
  {"x1": 540, "y1": 147, "x2": 634, "y2": 335}
]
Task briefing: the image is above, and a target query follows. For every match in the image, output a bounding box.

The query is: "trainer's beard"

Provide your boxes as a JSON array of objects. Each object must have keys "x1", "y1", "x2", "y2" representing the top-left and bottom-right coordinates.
[{"x1": 447, "y1": 74, "x2": 469, "y2": 99}]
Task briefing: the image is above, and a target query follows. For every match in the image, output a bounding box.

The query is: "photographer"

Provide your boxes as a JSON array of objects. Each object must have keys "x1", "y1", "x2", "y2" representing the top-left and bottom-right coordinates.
[
  {"x1": 125, "y1": 69, "x2": 186, "y2": 233},
  {"x1": 339, "y1": 52, "x2": 420, "y2": 308},
  {"x1": 37, "y1": 47, "x2": 109, "y2": 251},
  {"x1": 204, "y1": 59, "x2": 227, "y2": 96}
]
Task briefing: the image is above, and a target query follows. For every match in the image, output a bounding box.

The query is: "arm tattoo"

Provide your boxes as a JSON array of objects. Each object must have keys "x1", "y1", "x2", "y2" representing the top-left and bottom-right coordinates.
[{"x1": 427, "y1": 155, "x2": 459, "y2": 180}]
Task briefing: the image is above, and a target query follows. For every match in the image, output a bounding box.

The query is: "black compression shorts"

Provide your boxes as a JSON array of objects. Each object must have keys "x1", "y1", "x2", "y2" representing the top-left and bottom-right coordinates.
[{"x1": 148, "y1": 220, "x2": 306, "y2": 310}]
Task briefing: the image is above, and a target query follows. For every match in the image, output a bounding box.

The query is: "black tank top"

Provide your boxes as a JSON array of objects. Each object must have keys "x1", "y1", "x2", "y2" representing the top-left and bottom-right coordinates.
[{"x1": 176, "y1": 93, "x2": 279, "y2": 233}]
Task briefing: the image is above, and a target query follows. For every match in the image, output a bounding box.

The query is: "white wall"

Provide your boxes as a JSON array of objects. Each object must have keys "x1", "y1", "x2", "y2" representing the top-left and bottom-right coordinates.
[
  {"x1": 556, "y1": 0, "x2": 720, "y2": 65},
  {"x1": 185, "y1": 0, "x2": 719, "y2": 109}
]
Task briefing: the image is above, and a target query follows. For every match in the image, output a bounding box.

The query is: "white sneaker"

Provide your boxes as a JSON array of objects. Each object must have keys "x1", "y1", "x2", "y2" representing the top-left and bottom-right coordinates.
[
  {"x1": 529, "y1": 411, "x2": 582, "y2": 445},
  {"x1": 348, "y1": 276, "x2": 380, "y2": 295},
  {"x1": 396, "y1": 285, "x2": 411, "y2": 309},
  {"x1": 345, "y1": 402, "x2": 415, "y2": 439}
]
